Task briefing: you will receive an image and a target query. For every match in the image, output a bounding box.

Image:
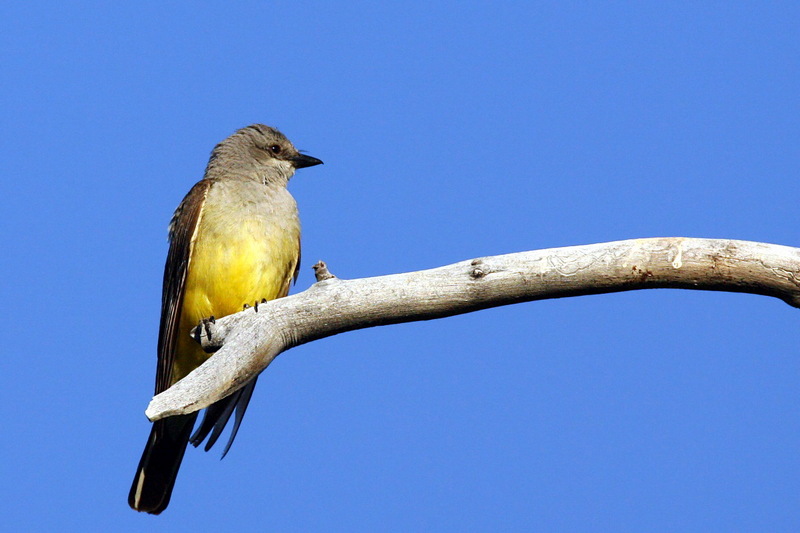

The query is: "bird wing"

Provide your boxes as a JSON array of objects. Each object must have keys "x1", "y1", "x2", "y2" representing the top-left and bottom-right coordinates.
[
  {"x1": 293, "y1": 234, "x2": 301, "y2": 284},
  {"x1": 155, "y1": 179, "x2": 212, "y2": 395}
]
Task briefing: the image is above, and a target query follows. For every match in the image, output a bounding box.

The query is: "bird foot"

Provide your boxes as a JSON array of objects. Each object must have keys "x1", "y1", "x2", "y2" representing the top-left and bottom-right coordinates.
[{"x1": 193, "y1": 316, "x2": 218, "y2": 353}]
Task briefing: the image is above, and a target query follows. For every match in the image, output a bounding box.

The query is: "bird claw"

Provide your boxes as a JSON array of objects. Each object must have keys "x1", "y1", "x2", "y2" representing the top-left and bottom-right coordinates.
[
  {"x1": 193, "y1": 316, "x2": 217, "y2": 345},
  {"x1": 254, "y1": 298, "x2": 270, "y2": 312},
  {"x1": 203, "y1": 316, "x2": 216, "y2": 339}
]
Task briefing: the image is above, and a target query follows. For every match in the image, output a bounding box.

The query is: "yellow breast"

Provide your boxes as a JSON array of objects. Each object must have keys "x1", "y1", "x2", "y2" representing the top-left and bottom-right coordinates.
[{"x1": 172, "y1": 180, "x2": 300, "y2": 383}]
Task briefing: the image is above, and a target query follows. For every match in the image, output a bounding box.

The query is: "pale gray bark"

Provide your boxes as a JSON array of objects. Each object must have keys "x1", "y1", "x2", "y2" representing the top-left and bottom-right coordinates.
[{"x1": 145, "y1": 237, "x2": 800, "y2": 421}]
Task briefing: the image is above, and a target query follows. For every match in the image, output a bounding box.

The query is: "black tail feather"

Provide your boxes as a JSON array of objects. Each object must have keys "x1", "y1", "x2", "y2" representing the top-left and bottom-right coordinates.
[
  {"x1": 130, "y1": 379, "x2": 258, "y2": 514},
  {"x1": 189, "y1": 395, "x2": 237, "y2": 449},
  {"x1": 190, "y1": 377, "x2": 258, "y2": 457},
  {"x1": 128, "y1": 413, "x2": 198, "y2": 514},
  {"x1": 222, "y1": 379, "x2": 257, "y2": 458}
]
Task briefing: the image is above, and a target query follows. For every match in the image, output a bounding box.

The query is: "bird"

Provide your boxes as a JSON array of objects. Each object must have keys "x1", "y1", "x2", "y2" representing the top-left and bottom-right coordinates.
[{"x1": 129, "y1": 124, "x2": 323, "y2": 514}]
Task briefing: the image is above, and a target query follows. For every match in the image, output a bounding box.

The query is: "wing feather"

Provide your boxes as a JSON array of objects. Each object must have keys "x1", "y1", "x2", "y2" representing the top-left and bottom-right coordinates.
[{"x1": 155, "y1": 179, "x2": 211, "y2": 395}]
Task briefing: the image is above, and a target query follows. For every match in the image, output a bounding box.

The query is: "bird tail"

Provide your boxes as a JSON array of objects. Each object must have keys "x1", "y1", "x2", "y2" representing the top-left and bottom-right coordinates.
[
  {"x1": 128, "y1": 413, "x2": 198, "y2": 514},
  {"x1": 190, "y1": 377, "x2": 258, "y2": 458}
]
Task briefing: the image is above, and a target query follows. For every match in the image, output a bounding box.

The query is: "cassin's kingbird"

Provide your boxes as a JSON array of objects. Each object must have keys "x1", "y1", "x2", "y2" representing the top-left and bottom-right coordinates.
[{"x1": 129, "y1": 124, "x2": 322, "y2": 514}]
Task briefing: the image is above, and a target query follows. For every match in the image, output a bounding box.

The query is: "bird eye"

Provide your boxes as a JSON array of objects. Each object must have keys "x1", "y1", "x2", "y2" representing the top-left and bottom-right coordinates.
[{"x1": 269, "y1": 145, "x2": 282, "y2": 154}]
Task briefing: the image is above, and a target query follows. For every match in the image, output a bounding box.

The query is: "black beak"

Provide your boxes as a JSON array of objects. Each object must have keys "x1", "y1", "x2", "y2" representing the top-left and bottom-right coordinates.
[{"x1": 291, "y1": 154, "x2": 323, "y2": 169}]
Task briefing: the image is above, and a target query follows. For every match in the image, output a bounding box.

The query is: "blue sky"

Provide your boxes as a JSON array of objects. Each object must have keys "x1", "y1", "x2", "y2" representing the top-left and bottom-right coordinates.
[{"x1": 3, "y1": 2, "x2": 799, "y2": 531}]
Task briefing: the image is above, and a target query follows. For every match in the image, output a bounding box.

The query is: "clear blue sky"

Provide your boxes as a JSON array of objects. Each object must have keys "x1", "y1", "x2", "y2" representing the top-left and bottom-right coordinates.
[{"x1": 3, "y1": 2, "x2": 799, "y2": 531}]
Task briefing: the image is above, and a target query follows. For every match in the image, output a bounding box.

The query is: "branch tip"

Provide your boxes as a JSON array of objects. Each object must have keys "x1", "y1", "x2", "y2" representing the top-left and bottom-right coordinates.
[{"x1": 313, "y1": 261, "x2": 336, "y2": 281}]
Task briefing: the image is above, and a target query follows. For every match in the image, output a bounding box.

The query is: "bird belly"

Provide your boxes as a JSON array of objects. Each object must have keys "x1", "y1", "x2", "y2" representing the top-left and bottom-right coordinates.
[{"x1": 173, "y1": 213, "x2": 299, "y2": 384}]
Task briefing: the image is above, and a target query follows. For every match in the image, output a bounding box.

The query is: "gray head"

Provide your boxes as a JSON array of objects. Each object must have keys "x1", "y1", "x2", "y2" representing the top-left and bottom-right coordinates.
[{"x1": 205, "y1": 124, "x2": 322, "y2": 184}]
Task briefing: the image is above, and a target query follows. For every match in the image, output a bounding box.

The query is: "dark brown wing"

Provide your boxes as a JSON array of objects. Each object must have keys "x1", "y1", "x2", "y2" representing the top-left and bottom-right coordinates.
[
  {"x1": 155, "y1": 179, "x2": 211, "y2": 395},
  {"x1": 293, "y1": 234, "x2": 301, "y2": 284}
]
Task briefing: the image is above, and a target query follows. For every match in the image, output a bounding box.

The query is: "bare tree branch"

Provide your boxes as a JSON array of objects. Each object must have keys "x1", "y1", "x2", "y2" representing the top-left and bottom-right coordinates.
[{"x1": 145, "y1": 237, "x2": 800, "y2": 421}]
